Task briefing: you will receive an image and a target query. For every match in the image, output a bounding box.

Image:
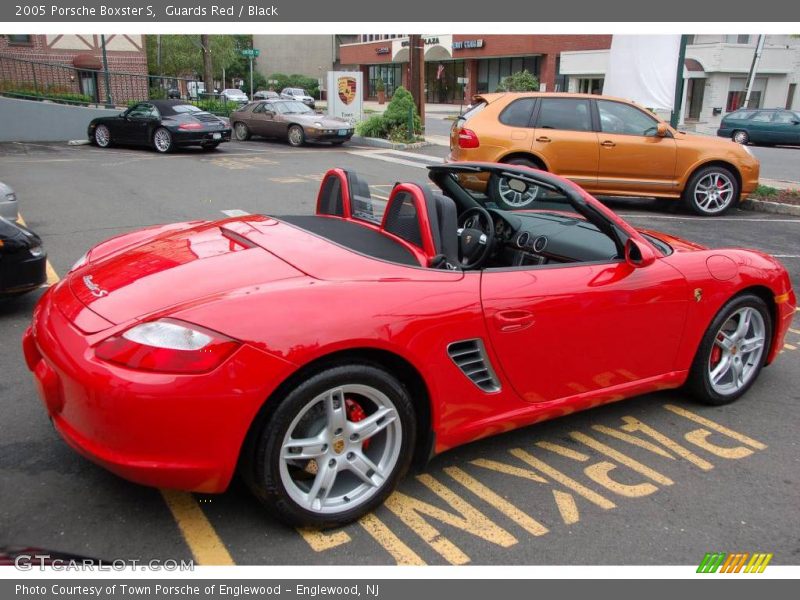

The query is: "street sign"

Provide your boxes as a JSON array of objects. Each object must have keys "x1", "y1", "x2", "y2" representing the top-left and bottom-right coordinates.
[
  {"x1": 457, "y1": 77, "x2": 469, "y2": 85},
  {"x1": 240, "y1": 48, "x2": 260, "y2": 58}
]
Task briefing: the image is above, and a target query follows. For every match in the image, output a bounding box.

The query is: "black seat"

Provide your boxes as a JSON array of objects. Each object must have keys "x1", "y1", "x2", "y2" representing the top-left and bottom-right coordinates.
[{"x1": 425, "y1": 190, "x2": 460, "y2": 270}]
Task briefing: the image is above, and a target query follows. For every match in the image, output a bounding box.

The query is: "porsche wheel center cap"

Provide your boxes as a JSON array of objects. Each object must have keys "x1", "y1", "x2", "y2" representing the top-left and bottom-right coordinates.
[{"x1": 332, "y1": 438, "x2": 346, "y2": 454}]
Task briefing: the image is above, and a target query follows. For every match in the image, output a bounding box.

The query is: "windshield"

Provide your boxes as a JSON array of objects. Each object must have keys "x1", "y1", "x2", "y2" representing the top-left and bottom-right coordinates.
[
  {"x1": 446, "y1": 168, "x2": 577, "y2": 216},
  {"x1": 172, "y1": 104, "x2": 203, "y2": 113},
  {"x1": 276, "y1": 101, "x2": 313, "y2": 114}
]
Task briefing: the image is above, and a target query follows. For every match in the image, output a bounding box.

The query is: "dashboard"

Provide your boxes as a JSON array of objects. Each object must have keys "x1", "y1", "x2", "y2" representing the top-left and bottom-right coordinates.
[{"x1": 488, "y1": 209, "x2": 620, "y2": 266}]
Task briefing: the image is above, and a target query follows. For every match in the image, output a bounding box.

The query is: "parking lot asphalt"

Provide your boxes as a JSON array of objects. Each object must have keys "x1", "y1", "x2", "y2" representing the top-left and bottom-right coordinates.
[{"x1": 1, "y1": 140, "x2": 798, "y2": 566}]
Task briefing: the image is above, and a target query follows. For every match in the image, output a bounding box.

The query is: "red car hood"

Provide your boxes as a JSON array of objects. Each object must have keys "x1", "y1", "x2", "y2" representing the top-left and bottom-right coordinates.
[{"x1": 68, "y1": 219, "x2": 303, "y2": 327}]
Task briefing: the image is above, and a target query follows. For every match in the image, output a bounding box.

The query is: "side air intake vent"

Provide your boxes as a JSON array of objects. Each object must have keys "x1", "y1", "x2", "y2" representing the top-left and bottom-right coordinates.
[{"x1": 447, "y1": 339, "x2": 501, "y2": 393}]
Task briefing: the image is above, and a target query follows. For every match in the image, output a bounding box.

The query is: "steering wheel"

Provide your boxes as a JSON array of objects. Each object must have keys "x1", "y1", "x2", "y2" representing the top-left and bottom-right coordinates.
[{"x1": 457, "y1": 207, "x2": 495, "y2": 269}]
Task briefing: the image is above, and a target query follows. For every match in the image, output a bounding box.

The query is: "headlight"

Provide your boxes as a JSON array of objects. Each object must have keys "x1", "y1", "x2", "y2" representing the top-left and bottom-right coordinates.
[
  {"x1": 314, "y1": 122, "x2": 323, "y2": 127},
  {"x1": 29, "y1": 245, "x2": 44, "y2": 258}
]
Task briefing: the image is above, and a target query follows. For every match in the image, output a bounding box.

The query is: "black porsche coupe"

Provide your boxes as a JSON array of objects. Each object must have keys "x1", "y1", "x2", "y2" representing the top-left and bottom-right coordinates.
[{"x1": 88, "y1": 100, "x2": 231, "y2": 153}]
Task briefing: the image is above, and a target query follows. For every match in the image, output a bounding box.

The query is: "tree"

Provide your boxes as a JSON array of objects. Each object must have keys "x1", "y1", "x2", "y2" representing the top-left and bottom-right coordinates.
[
  {"x1": 499, "y1": 70, "x2": 539, "y2": 92},
  {"x1": 200, "y1": 34, "x2": 213, "y2": 93},
  {"x1": 145, "y1": 35, "x2": 252, "y2": 87}
]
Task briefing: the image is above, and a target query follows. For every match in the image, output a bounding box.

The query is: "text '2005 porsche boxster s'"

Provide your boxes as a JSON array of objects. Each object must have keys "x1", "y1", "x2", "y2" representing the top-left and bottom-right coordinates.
[{"x1": 24, "y1": 163, "x2": 795, "y2": 527}]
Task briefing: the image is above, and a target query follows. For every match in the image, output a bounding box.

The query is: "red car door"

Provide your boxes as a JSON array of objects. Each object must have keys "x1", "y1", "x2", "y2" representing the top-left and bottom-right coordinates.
[{"x1": 481, "y1": 260, "x2": 689, "y2": 403}]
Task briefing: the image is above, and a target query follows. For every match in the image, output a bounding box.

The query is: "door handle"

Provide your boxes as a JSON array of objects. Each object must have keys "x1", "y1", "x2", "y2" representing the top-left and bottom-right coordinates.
[
  {"x1": 494, "y1": 310, "x2": 535, "y2": 332},
  {"x1": 601, "y1": 140, "x2": 616, "y2": 147},
  {"x1": 535, "y1": 136, "x2": 551, "y2": 143}
]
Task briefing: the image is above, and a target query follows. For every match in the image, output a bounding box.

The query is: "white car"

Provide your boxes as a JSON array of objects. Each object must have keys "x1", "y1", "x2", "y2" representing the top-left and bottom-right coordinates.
[
  {"x1": 0, "y1": 181, "x2": 18, "y2": 221},
  {"x1": 220, "y1": 89, "x2": 249, "y2": 104},
  {"x1": 280, "y1": 88, "x2": 315, "y2": 108}
]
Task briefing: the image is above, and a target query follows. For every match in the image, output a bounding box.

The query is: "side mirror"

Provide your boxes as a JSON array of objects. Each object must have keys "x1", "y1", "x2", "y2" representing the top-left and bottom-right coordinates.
[
  {"x1": 625, "y1": 238, "x2": 656, "y2": 268},
  {"x1": 656, "y1": 122, "x2": 669, "y2": 137}
]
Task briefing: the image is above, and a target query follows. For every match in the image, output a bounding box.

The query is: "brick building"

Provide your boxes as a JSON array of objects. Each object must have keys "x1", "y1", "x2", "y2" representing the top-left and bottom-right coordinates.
[
  {"x1": 0, "y1": 34, "x2": 148, "y2": 104},
  {"x1": 339, "y1": 34, "x2": 613, "y2": 103}
]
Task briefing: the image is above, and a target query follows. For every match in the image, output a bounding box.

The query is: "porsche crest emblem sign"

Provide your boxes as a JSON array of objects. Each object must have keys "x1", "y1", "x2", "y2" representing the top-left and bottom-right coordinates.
[
  {"x1": 327, "y1": 71, "x2": 363, "y2": 125},
  {"x1": 338, "y1": 76, "x2": 357, "y2": 106}
]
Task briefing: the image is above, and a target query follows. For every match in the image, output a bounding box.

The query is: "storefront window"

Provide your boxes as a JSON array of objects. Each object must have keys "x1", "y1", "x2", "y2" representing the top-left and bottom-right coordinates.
[
  {"x1": 368, "y1": 64, "x2": 403, "y2": 98},
  {"x1": 425, "y1": 61, "x2": 466, "y2": 103},
  {"x1": 476, "y1": 57, "x2": 539, "y2": 93},
  {"x1": 577, "y1": 78, "x2": 604, "y2": 94}
]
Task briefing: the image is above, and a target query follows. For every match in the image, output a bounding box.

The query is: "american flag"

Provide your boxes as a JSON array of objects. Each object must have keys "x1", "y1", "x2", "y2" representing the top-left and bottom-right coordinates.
[{"x1": 436, "y1": 64, "x2": 445, "y2": 80}]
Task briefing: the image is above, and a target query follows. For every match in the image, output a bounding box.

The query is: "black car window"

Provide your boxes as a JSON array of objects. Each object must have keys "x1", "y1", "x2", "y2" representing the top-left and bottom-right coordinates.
[
  {"x1": 728, "y1": 109, "x2": 757, "y2": 120},
  {"x1": 252, "y1": 103, "x2": 265, "y2": 113},
  {"x1": 751, "y1": 111, "x2": 774, "y2": 122},
  {"x1": 498, "y1": 98, "x2": 536, "y2": 128},
  {"x1": 773, "y1": 111, "x2": 798, "y2": 124},
  {"x1": 128, "y1": 103, "x2": 156, "y2": 119},
  {"x1": 597, "y1": 100, "x2": 659, "y2": 136},
  {"x1": 536, "y1": 98, "x2": 591, "y2": 132}
]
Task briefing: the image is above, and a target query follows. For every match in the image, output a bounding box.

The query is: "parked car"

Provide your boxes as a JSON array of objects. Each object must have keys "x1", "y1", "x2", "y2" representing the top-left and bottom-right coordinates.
[
  {"x1": 220, "y1": 89, "x2": 249, "y2": 104},
  {"x1": 253, "y1": 90, "x2": 279, "y2": 101},
  {"x1": 717, "y1": 108, "x2": 800, "y2": 146},
  {"x1": 231, "y1": 99, "x2": 353, "y2": 147},
  {"x1": 0, "y1": 181, "x2": 18, "y2": 221},
  {"x1": 280, "y1": 87, "x2": 316, "y2": 108},
  {"x1": 449, "y1": 93, "x2": 760, "y2": 216},
  {"x1": 186, "y1": 81, "x2": 206, "y2": 101},
  {"x1": 1, "y1": 216, "x2": 47, "y2": 297},
  {"x1": 24, "y1": 162, "x2": 795, "y2": 527},
  {"x1": 88, "y1": 100, "x2": 232, "y2": 153},
  {"x1": 167, "y1": 87, "x2": 181, "y2": 99}
]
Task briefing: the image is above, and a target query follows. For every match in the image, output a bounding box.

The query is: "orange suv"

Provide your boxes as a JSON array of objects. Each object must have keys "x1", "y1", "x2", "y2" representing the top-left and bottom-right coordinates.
[{"x1": 449, "y1": 93, "x2": 760, "y2": 216}]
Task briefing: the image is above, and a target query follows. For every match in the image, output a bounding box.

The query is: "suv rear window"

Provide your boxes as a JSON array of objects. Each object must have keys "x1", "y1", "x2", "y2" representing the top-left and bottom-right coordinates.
[
  {"x1": 536, "y1": 98, "x2": 592, "y2": 132},
  {"x1": 499, "y1": 98, "x2": 536, "y2": 127},
  {"x1": 455, "y1": 100, "x2": 487, "y2": 128}
]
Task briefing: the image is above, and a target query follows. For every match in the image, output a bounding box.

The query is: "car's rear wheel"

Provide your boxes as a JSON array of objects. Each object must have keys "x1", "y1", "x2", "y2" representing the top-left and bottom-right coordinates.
[
  {"x1": 93, "y1": 124, "x2": 111, "y2": 148},
  {"x1": 234, "y1": 122, "x2": 250, "y2": 141},
  {"x1": 152, "y1": 127, "x2": 174, "y2": 153},
  {"x1": 288, "y1": 125, "x2": 305, "y2": 147},
  {"x1": 732, "y1": 130, "x2": 750, "y2": 145},
  {"x1": 686, "y1": 293, "x2": 772, "y2": 405},
  {"x1": 490, "y1": 158, "x2": 544, "y2": 209},
  {"x1": 683, "y1": 165, "x2": 739, "y2": 216},
  {"x1": 244, "y1": 364, "x2": 416, "y2": 527}
]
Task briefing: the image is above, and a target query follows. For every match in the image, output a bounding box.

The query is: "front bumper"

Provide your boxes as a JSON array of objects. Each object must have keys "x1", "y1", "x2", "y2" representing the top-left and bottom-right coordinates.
[
  {"x1": 172, "y1": 128, "x2": 232, "y2": 146},
  {"x1": 306, "y1": 128, "x2": 353, "y2": 143},
  {"x1": 24, "y1": 283, "x2": 296, "y2": 493},
  {"x1": 0, "y1": 249, "x2": 46, "y2": 295}
]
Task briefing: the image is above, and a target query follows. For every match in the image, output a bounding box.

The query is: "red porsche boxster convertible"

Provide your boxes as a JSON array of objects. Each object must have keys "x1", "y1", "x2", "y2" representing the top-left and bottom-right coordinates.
[{"x1": 24, "y1": 163, "x2": 795, "y2": 527}]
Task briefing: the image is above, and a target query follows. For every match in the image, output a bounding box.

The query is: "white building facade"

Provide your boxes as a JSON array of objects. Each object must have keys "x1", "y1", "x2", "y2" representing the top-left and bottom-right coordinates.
[{"x1": 559, "y1": 35, "x2": 800, "y2": 133}]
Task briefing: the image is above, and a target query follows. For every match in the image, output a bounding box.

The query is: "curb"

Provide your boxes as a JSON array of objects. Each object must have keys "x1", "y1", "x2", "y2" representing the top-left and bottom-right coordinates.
[
  {"x1": 350, "y1": 135, "x2": 434, "y2": 150},
  {"x1": 741, "y1": 198, "x2": 800, "y2": 217}
]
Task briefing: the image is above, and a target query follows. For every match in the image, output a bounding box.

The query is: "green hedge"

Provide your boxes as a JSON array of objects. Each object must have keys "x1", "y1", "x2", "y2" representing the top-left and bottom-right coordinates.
[{"x1": 0, "y1": 85, "x2": 93, "y2": 105}]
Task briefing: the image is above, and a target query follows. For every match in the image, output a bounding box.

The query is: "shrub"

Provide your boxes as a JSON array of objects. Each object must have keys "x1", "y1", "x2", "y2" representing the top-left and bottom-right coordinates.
[
  {"x1": 356, "y1": 114, "x2": 388, "y2": 138},
  {"x1": 355, "y1": 87, "x2": 422, "y2": 142},
  {"x1": 499, "y1": 70, "x2": 539, "y2": 92},
  {"x1": 0, "y1": 85, "x2": 92, "y2": 105}
]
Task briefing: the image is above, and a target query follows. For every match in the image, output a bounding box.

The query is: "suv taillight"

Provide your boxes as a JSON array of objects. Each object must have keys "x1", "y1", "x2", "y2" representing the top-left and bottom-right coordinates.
[{"x1": 457, "y1": 128, "x2": 480, "y2": 149}]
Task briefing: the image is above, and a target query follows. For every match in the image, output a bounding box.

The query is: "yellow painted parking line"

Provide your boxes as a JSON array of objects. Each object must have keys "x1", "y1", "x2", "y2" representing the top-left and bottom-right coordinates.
[
  {"x1": 784, "y1": 343, "x2": 797, "y2": 351},
  {"x1": 160, "y1": 489, "x2": 235, "y2": 565},
  {"x1": 788, "y1": 328, "x2": 800, "y2": 334},
  {"x1": 358, "y1": 513, "x2": 425, "y2": 565},
  {"x1": 297, "y1": 527, "x2": 351, "y2": 552},
  {"x1": 16, "y1": 214, "x2": 60, "y2": 285}
]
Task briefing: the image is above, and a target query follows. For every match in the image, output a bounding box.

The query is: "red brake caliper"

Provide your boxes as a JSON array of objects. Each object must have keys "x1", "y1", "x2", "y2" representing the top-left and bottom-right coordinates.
[
  {"x1": 345, "y1": 398, "x2": 370, "y2": 450},
  {"x1": 711, "y1": 337, "x2": 722, "y2": 365}
]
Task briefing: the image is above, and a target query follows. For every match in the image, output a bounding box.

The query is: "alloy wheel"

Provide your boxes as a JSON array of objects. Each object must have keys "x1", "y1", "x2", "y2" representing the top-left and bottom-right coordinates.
[
  {"x1": 235, "y1": 122, "x2": 249, "y2": 141},
  {"x1": 153, "y1": 128, "x2": 172, "y2": 153},
  {"x1": 707, "y1": 306, "x2": 766, "y2": 395},
  {"x1": 733, "y1": 130, "x2": 749, "y2": 144},
  {"x1": 693, "y1": 172, "x2": 735, "y2": 214},
  {"x1": 288, "y1": 126, "x2": 304, "y2": 147},
  {"x1": 278, "y1": 384, "x2": 402, "y2": 514},
  {"x1": 94, "y1": 125, "x2": 110, "y2": 148},
  {"x1": 497, "y1": 175, "x2": 540, "y2": 208}
]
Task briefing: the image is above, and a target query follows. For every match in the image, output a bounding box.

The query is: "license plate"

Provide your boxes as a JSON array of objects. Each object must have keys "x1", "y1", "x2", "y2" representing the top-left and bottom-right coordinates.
[
  {"x1": 338, "y1": 129, "x2": 348, "y2": 136},
  {"x1": 212, "y1": 133, "x2": 221, "y2": 140}
]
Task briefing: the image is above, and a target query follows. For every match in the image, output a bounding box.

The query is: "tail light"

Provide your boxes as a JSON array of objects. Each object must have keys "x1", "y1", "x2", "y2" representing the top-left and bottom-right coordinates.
[
  {"x1": 457, "y1": 128, "x2": 480, "y2": 149},
  {"x1": 178, "y1": 122, "x2": 204, "y2": 130},
  {"x1": 95, "y1": 319, "x2": 239, "y2": 374}
]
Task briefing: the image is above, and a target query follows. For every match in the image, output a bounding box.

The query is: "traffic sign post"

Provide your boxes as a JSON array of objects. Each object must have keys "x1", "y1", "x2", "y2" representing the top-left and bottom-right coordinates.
[{"x1": 241, "y1": 48, "x2": 261, "y2": 98}]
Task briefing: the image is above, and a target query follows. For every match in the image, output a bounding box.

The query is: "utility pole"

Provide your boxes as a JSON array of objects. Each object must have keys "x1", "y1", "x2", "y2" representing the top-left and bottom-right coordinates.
[
  {"x1": 100, "y1": 34, "x2": 113, "y2": 108},
  {"x1": 408, "y1": 34, "x2": 425, "y2": 125},
  {"x1": 670, "y1": 34, "x2": 688, "y2": 128},
  {"x1": 200, "y1": 34, "x2": 213, "y2": 97},
  {"x1": 744, "y1": 35, "x2": 766, "y2": 109}
]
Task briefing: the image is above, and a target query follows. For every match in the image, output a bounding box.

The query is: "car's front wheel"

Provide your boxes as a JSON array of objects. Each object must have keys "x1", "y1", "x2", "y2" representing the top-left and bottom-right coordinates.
[
  {"x1": 732, "y1": 130, "x2": 750, "y2": 145},
  {"x1": 244, "y1": 364, "x2": 416, "y2": 527},
  {"x1": 234, "y1": 122, "x2": 250, "y2": 141},
  {"x1": 152, "y1": 127, "x2": 174, "y2": 153},
  {"x1": 93, "y1": 124, "x2": 111, "y2": 148},
  {"x1": 287, "y1": 125, "x2": 305, "y2": 147},
  {"x1": 686, "y1": 293, "x2": 772, "y2": 405},
  {"x1": 682, "y1": 165, "x2": 740, "y2": 216}
]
